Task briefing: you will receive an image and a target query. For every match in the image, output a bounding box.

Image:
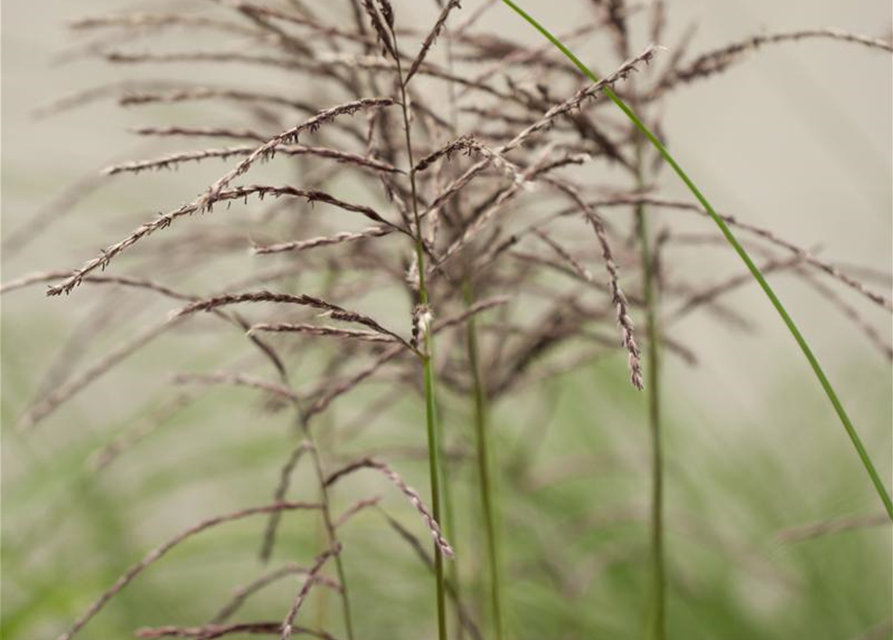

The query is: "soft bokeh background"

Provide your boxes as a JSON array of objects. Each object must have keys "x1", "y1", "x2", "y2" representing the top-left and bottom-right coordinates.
[{"x1": 2, "y1": 1, "x2": 891, "y2": 639}]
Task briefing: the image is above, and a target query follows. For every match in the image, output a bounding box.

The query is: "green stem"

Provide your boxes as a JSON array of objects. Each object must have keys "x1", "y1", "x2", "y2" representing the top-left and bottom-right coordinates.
[
  {"x1": 393, "y1": 41, "x2": 449, "y2": 640},
  {"x1": 464, "y1": 280, "x2": 505, "y2": 640},
  {"x1": 442, "y1": 33, "x2": 468, "y2": 640},
  {"x1": 630, "y1": 72, "x2": 666, "y2": 638},
  {"x1": 422, "y1": 348, "x2": 448, "y2": 640},
  {"x1": 499, "y1": 0, "x2": 893, "y2": 521},
  {"x1": 636, "y1": 156, "x2": 665, "y2": 640},
  {"x1": 442, "y1": 19, "x2": 504, "y2": 637},
  {"x1": 438, "y1": 435, "x2": 464, "y2": 640}
]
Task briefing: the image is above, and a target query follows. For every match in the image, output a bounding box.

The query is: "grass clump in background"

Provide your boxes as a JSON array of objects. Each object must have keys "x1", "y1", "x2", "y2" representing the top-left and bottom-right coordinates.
[{"x1": 1, "y1": 1, "x2": 891, "y2": 639}]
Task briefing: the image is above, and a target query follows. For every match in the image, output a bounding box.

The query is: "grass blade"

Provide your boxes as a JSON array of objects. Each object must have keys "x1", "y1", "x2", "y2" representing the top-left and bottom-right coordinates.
[{"x1": 498, "y1": 0, "x2": 893, "y2": 521}]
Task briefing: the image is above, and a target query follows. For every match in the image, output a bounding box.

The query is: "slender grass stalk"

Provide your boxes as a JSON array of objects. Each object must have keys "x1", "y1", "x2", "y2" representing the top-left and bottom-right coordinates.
[
  {"x1": 438, "y1": 439, "x2": 463, "y2": 640},
  {"x1": 420, "y1": 339, "x2": 449, "y2": 640},
  {"x1": 630, "y1": 63, "x2": 665, "y2": 638},
  {"x1": 464, "y1": 280, "x2": 505, "y2": 640},
  {"x1": 442, "y1": 17, "x2": 505, "y2": 638},
  {"x1": 635, "y1": 150, "x2": 665, "y2": 640},
  {"x1": 393, "y1": 38, "x2": 449, "y2": 640},
  {"x1": 498, "y1": 0, "x2": 893, "y2": 521},
  {"x1": 441, "y1": 32, "x2": 468, "y2": 640}
]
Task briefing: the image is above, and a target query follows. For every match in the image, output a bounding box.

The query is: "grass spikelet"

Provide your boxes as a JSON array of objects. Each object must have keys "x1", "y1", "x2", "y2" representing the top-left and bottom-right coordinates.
[
  {"x1": 326, "y1": 458, "x2": 455, "y2": 557},
  {"x1": 403, "y1": 0, "x2": 463, "y2": 86},
  {"x1": 212, "y1": 563, "x2": 343, "y2": 625},
  {"x1": 279, "y1": 546, "x2": 342, "y2": 640},
  {"x1": 137, "y1": 623, "x2": 340, "y2": 639}
]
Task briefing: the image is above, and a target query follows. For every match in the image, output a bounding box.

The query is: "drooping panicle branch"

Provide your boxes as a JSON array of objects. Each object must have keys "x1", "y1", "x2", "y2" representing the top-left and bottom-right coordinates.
[
  {"x1": 326, "y1": 458, "x2": 455, "y2": 557},
  {"x1": 56, "y1": 502, "x2": 322, "y2": 640}
]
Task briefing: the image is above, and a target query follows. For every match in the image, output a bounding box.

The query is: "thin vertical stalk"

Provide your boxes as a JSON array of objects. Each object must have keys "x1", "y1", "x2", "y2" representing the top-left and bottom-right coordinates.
[
  {"x1": 629, "y1": 55, "x2": 666, "y2": 635},
  {"x1": 438, "y1": 433, "x2": 464, "y2": 640},
  {"x1": 635, "y1": 149, "x2": 665, "y2": 640},
  {"x1": 393, "y1": 37, "x2": 449, "y2": 640},
  {"x1": 421, "y1": 337, "x2": 449, "y2": 640},
  {"x1": 442, "y1": 15, "x2": 504, "y2": 637},
  {"x1": 498, "y1": 0, "x2": 893, "y2": 521},
  {"x1": 464, "y1": 280, "x2": 505, "y2": 640}
]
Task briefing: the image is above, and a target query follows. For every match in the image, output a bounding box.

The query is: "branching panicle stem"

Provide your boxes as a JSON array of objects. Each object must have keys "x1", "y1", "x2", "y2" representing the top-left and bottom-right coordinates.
[{"x1": 391, "y1": 22, "x2": 449, "y2": 640}]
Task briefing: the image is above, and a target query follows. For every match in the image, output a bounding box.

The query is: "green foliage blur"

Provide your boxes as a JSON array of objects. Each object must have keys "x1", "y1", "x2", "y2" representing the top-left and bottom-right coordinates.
[
  {"x1": 3, "y1": 343, "x2": 890, "y2": 639},
  {"x1": 2, "y1": 1, "x2": 891, "y2": 638}
]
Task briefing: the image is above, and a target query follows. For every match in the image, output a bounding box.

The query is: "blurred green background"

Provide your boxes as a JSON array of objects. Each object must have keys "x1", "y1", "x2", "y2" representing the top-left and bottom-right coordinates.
[{"x1": 2, "y1": 1, "x2": 891, "y2": 639}]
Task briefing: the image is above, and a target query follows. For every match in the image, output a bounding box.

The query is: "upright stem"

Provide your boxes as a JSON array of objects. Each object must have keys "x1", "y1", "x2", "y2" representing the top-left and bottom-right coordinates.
[
  {"x1": 421, "y1": 344, "x2": 448, "y2": 640},
  {"x1": 635, "y1": 149, "x2": 665, "y2": 640},
  {"x1": 393, "y1": 44, "x2": 449, "y2": 640},
  {"x1": 438, "y1": 433, "x2": 463, "y2": 640},
  {"x1": 464, "y1": 280, "x2": 505, "y2": 640},
  {"x1": 441, "y1": 31, "x2": 467, "y2": 640},
  {"x1": 442, "y1": 20, "x2": 503, "y2": 637},
  {"x1": 499, "y1": 0, "x2": 893, "y2": 521}
]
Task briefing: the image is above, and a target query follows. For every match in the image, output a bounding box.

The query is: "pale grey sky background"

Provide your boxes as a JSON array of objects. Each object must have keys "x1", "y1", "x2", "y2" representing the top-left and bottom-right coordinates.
[{"x1": 2, "y1": 0, "x2": 891, "y2": 499}]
